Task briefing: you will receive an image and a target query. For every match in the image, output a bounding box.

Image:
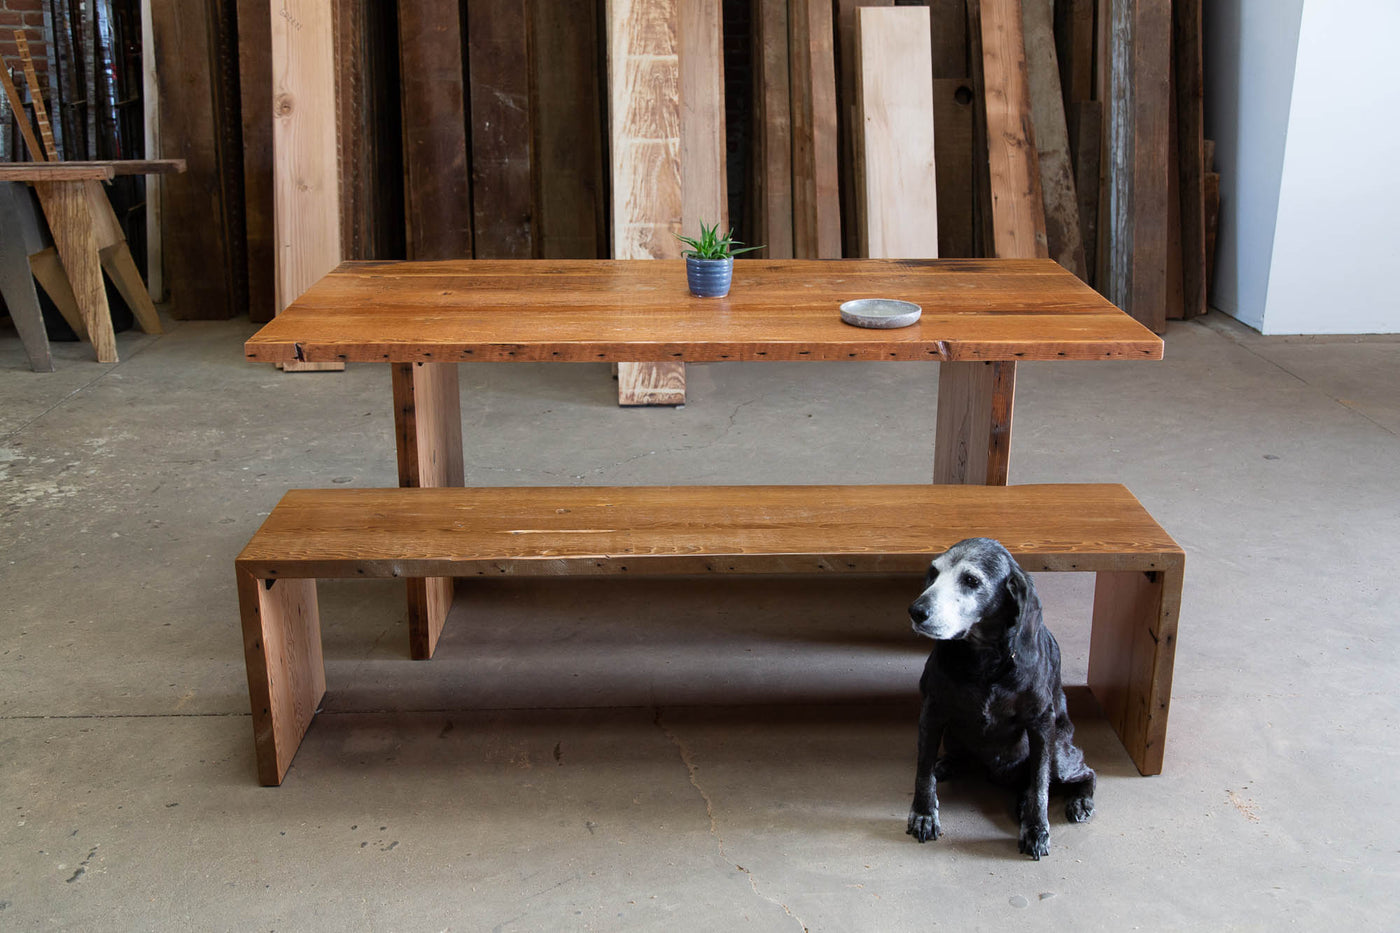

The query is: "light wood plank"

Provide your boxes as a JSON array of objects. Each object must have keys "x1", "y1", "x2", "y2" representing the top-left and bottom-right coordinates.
[
  {"x1": 273, "y1": 0, "x2": 344, "y2": 371},
  {"x1": 1022, "y1": 0, "x2": 1085, "y2": 278},
  {"x1": 391, "y1": 361, "x2": 465, "y2": 660},
  {"x1": 608, "y1": 0, "x2": 687, "y2": 405},
  {"x1": 237, "y1": 483, "x2": 1184, "y2": 579},
  {"x1": 1089, "y1": 567, "x2": 1181, "y2": 775},
  {"x1": 237, "y1": 570, "x2": 324, "y2": 785},
  {"x1": 0, "y1": 62, "x2": 44, "y2": 160},
  {"x1": 31, "y1": 180, "x2": 117, "y2": 362},
  {"x1": 854, "y1": 6, "x2": 938, "y2": 260},
  {"x1": 976, "y1": 0, "x2": 1049, "y2": 260},
  {"x1": 836, "y1": 0, "x2": 893, "y2": 259},
  {"x1": 28, "y1": 247, "x2": 88, "y2": 340}
]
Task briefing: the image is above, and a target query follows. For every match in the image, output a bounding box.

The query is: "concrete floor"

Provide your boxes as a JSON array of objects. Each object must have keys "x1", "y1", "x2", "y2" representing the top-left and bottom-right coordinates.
[{"x1": 1, "y1": 312, "x2": 1397, "y2": 930}]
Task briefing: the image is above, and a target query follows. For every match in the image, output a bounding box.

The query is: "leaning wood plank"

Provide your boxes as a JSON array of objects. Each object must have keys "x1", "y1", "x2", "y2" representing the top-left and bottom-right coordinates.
[
  {"x1": 609, "y1": 0, "x2": 686, "y2": 404},
  {"x1": 788, "y1": 0, "x2": 843, "y2": 259},
  {"x1": 1070, "y1": 100, "x2": 1103, "y2": 286},
  {"x1": 836, "y1": 0, "x2": 893, "y2": 259},
  {"x1": 0, "y1": 63, "x2": 45, "y2": 160},
  {"x1": 31, "y1": 180, "x2": 117, "y2": 362},
  {"x1": 142, "y1": 0, "x2": 162, "y2": 301},
  {"x1": 1054, "y1": 0, "x2": 1094, "y2": 115},
  {"x1": 679, "y1": 0, "x2": 727, "y2": 239},
  {"x1": 532, "y1": 0, "x2": 608, "y2": 260},
  {"x1": 1173, "y1": 0, "x2": 1206, "y2": 319},
  {"x1": 398, "y1": 0, "x2": 473, "y2": 260},
  {"x1": 927, "y1": 0, "x2": 969, "y2": 78},
  {"x1": 753, "y1": 0, "x2": 794, "y2": 259},
  {"x1": 237, "y1": 0, "x2": 275, "y2": 322},
  {"x1": 148, "y1": 0, "x2": 239, "y2": 320},
  {"x1": 272, "y1": 0, "x2": 344, "y2": 371},
  {"x1": 1022, "y1": 0, "x2": 1085, "y2": 277},
  {"x1": 1103, "y1": 0, "x2": 1170, "y2": 333},
  {"x1": 467, "y1": 0, "x2": 534, "y2": 259},
  {"x1": 854, "y1": 6, "x2": 938, "y2": 259},
  {"x1": 977, "y1": 0, "x2": 1048, "y2": 260},
  {"x1": 933, "y1": 78, "x2": 976, "y2": 258},
  {"x1": 15, "y1": 32, "x2": 57, "y2": 160}
]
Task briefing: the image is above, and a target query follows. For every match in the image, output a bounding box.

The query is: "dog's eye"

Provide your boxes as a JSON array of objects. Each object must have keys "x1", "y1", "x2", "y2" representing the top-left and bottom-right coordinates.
[
  {"x1": 960, "y1": 573, "x2": 980, "y2": 590},
  {"x1": 925, "y1": 566, "x2": 940, "y2": 584}
]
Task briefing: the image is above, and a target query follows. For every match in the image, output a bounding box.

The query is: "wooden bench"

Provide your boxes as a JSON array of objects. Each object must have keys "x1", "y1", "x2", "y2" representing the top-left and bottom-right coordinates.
[{"x1": 236, "y1": 484, "x2": 1183, "y2": 785}]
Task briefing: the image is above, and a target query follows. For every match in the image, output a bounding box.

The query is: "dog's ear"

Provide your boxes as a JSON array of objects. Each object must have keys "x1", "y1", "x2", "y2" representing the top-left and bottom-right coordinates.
[{"x1": 1004, "y1": 563, "x2": 1042, "y2": 633}]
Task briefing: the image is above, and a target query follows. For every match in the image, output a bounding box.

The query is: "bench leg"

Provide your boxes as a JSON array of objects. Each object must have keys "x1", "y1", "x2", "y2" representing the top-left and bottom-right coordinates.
[
  {"x1": 933, "y1": 360, "x2": 1015, "y2": 485},
  {"x1": 237, "y1": 571, "x2": 326, "y2": 786},
  {"x1": 392, "y1": 362, "x2": 465, "y2": 660},
  {"x1": 31, "y1": 180, "x2": 119, "y2": 363},
  {"x1": 1088, "y1": 567, "x2": 1183, "y2": 776}
]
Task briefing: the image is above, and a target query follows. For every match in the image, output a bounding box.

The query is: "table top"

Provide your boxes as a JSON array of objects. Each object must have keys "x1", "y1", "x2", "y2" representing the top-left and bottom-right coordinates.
[
  {"x1": 244, "y1": 258, "x2": 1164, "y2": 365},
  {"x1": 0, "y1": 160, "x2": 188, "y2": 182}
]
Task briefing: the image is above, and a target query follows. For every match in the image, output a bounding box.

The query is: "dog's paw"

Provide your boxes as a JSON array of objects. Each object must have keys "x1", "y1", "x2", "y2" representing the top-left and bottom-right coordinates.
[
  {"x1": 1065, "y1": 795, "x2": 1095, "y2": 823},
  {"x1": 906, "y1": 808, "x2": 941, "y2": 843},
  {"x1": 1018, "y1": 823, "x2": 1050, "y2": 860}
]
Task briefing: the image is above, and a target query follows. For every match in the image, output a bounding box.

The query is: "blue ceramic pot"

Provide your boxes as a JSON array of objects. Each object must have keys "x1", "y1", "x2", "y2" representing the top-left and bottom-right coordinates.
[{"x1": 685, "y1": 256, "x2": 734, "y2": 298}]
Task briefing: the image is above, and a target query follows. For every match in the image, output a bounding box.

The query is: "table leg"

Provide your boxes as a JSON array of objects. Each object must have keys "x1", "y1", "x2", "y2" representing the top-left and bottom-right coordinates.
[
  {"x1": 31, "y1": 180, "x2": 118, "y2": 363},
  {"x1": 392, "y1": 362, "x2": 465, "y2": 659},
  {"x1": 1088, "y1": 565, "x2": 1183, "y2": 776},
  {"x1": 932, "y1": 360, "x2": 1016, "y2": 485}
]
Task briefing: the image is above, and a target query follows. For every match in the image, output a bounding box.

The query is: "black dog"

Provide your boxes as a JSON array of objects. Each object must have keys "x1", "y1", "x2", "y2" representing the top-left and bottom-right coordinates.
[{"x1": 905, "y1": 538, "x2": 1094, "y2": 859}]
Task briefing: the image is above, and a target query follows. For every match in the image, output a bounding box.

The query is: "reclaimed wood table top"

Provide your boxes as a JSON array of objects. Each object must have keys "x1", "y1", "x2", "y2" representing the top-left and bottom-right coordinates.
[{"x1": 244, "y1": 258, "x2": 1163, "y2": 365}]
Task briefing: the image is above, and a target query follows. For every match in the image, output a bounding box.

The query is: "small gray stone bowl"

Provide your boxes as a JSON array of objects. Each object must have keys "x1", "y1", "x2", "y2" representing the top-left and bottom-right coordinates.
[{"x1": 839, "y1": 298, "x2": 923, "y2": 329}]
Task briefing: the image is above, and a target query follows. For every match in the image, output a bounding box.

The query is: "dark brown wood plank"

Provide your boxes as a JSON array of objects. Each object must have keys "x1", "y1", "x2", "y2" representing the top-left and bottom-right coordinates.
[
  {"x1": 933, "y1": 77, "x2": 976, "y2": 258},
  {"x1": 927, "y1": 0, "x2": 970, "y2": 78},
  {"x1": 149, "y1": 0, "x2": 241, "y2": 320},
  {"x1": 398, "y1": 0, "x2": 472, "y2": 260},
  {"x1": 531, "y1": 0, "x2": 606, "y2": 260},
  {"x1": 244, "y1": 258, "x2": 1163, "y2": 363},
  {"x1": 467, "y1": 0, "x2": 533, "y2": 259},
  {"x1": 237, "y1": 0, "x2": 274, "y2": 322},
  {"x1": 1069, "y1": 100, "x2": 1102, "y2": 287},
  {"x1": 1173, "y1": 0, "x2": 1206, "y2": 319},
  {"x1": 789, "y1": 0, "x2": 842, "y2": 258}
]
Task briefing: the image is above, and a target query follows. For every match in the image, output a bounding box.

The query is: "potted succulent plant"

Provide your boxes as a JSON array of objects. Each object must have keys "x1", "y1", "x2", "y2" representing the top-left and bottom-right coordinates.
[{"x1": 674, "y1": 222, "x2": 762, "y2": 298}]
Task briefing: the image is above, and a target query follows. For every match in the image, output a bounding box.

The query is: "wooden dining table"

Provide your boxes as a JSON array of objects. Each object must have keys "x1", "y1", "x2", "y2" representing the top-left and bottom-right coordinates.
[{"x1": 245, "y1": 258, "x2": 1164, "y2": 654}]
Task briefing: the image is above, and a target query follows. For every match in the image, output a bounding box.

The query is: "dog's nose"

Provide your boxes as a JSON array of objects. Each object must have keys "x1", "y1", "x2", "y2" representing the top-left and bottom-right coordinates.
[{"x1": 909, "y1": 601, "x2": 930, "y2": 625}]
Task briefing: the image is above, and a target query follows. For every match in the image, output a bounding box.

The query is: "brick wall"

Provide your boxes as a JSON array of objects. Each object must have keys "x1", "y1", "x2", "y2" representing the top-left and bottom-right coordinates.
[{"x1": 0, "y1": 0, "x2": 48, "y2": 79}]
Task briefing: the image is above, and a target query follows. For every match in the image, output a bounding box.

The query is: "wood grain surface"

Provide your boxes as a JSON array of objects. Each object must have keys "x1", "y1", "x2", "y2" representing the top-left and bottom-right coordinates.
[
  {"x1": 236, "y1": 483, "x2": 1183, "y2": 580},
  {"x1": 244, "y1": 258, "x2": 1162, "y2": 364},
  {"x1": 854, "y1": 6, "x2": 939, "y2": 259}
]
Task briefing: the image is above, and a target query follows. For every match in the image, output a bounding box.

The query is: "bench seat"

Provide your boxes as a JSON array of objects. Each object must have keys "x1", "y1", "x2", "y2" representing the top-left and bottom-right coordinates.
[{"x1": 236, "y1": 484, "x2": 1183, "y2": 785}]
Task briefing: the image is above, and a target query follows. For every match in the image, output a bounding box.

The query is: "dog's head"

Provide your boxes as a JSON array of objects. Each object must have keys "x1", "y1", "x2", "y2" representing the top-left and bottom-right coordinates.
[{"x1": 908, "y1": 538, "x2": 1039, "y2": 642}]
